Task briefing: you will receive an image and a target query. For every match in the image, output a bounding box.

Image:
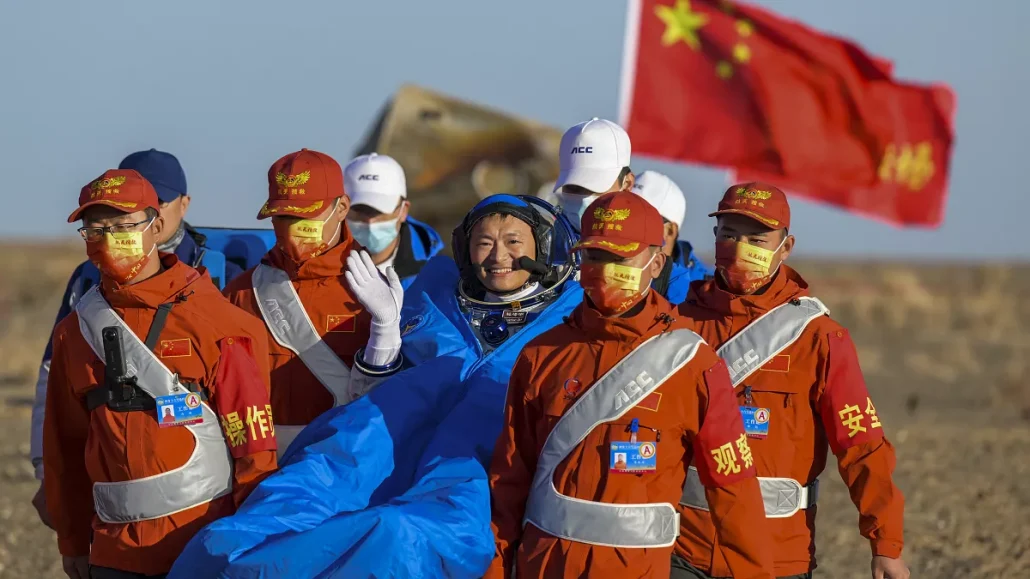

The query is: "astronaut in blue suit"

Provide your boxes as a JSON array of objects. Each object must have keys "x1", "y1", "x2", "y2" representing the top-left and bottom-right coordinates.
[
  {"x1": 343, "y1": 152, "x2": 444, "y2": 290},
  {"x1": 631, "y1": 170, "x2": 714, "y2": 305},
  {"x1": 168, "y1": 194, "x2": 582, "y2": 579}
]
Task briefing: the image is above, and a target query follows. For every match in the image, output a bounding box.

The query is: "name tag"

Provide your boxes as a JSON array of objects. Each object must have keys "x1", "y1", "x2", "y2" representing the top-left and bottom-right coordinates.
[
  {"x1": 740, "y1": 406, "x2": 770, "y2": 439},
  {"x1": 609, "y1": 441, "x2": 658, "y2": 474},
  {"x1": 155, "y1": 392, "x2": 204, "y2": 428}
]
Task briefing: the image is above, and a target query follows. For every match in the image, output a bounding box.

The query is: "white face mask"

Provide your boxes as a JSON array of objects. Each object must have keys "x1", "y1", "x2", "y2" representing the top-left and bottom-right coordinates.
[{"x1": 558, "y1": 192, "x2": 601, "y2": 231}]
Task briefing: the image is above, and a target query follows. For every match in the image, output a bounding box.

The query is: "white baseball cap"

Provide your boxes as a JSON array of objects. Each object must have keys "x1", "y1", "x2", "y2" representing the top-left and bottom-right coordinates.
[
  {"x1": 343, "y1": 152, "x2": 407, "y2": 214},
  {"x1": 631, "y1": 171, "x2": 687, "y2": 227},
  {"x1": 553, "y1": 118, "x2": 632, "y2": 194}
]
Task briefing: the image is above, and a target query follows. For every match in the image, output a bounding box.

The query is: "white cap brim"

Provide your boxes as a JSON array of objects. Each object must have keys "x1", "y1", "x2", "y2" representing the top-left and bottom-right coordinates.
[
  {"x1": 349, "y1": 191, "x2": 401, "y2": 214},
  {"x1": 553, "y1": 165, "x2": 622, "y2": 194}
]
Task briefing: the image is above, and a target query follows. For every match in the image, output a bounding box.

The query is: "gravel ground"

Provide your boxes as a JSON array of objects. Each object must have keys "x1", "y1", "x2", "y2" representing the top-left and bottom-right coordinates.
[
  {"x1": 0, "y1": 391, "x2": 64, "y2": 579},
  {"x1": 2, "y1": 247, "x2": 1028, "y2": 578}
]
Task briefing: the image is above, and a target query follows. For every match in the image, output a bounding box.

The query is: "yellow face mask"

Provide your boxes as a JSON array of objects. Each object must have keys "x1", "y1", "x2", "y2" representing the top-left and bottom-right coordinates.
[
  {"x1": 714, "y1": 238, "x2": 785, "y2": 294},
  {"x1": 108, "y1": 231, "x2": 146, "y2": 257},
  {"x1": 735, "y1": 242, "x2": 776, "y2": 271},
  {"x1": 595, "y1": 262, "x2": 645, "y2": 290},
  {"x1": 289, "y1": 219, "x2": 325, "y2": 239},
  {"x1": 274, "y1": 202, "x2": 341, "y2": 263},
  {"x1": 579, "y1": 254, "x2": 656, "y2": 316},
  {"x1": 86, "y1": 229, "x2": 155, "y2": 284}
]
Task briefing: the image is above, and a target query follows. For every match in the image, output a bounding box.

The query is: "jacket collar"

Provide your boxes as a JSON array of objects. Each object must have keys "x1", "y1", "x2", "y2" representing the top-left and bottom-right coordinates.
[
  {"x1": 392, "y1": 221, "x2": 423, "y2": 280},
  {"x1": 174, "y1": 228, "x2": 204, "y2": 268},
  {"x1": 100, "y1": 255, "x2": 203, "y2": 309},
  {"x1": 570, "y1": 290, "x2": 675, "y2": 342},
  {"x1": 686, "y1": 264, "x2": 810, "y2": 317},
  {"x1": 264, "y1": 228, "x2": 361, "y2": 281}
]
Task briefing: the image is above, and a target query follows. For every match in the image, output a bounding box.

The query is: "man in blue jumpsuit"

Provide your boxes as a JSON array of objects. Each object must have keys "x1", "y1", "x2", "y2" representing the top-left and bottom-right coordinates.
[
  {"x1": 29, "y1": 149, "x2": 250, "y2": 527},
  {"x1": 343, "y1": 152, "x2": 443, "y2": 289},
  {"x1": 169, "y1": 195, "x2": 582, "y2": 579},
  {"x1": 631, "y1": 170, "x2": 713, "y2": 304}
]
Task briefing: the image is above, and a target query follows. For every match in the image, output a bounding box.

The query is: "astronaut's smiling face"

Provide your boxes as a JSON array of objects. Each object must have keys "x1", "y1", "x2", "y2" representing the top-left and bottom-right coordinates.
[{"x1": 468, "y1": 214, "x2": 537, "y2": 294}]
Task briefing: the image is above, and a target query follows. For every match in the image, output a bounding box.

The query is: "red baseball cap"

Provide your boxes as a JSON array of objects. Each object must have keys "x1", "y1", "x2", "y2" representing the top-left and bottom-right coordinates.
[
  {"x1": 572, "y1": 190, "x2": 665, "y2": 258},
  {"x1": 258, "y1": 148, "x2": 345, "y2": 219},
  {"x1": 709, "y1": 182, "x2": 791, "y2": 230},
  {"x1": 68, "y1": 169, "x2": 160, "y2": 223}
]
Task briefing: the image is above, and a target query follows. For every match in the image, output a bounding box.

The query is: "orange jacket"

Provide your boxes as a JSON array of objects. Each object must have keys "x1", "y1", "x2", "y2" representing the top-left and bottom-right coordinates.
[
  {"x1": 675, "y1": 265, "x2": 904, "y2": 577},
  {"x1": 43, "y1": 255, "x2": 278, "y2": 576},
  {"x1": 487, "y1": 291, "x2": 774, "y2": 579},
  {"x1": 223, "y1": 235, "x2": 371, "y2": 426}
]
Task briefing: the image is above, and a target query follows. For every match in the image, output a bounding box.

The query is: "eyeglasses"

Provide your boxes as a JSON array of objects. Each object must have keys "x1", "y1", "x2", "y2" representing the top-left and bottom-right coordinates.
[{"x1": 77, "y1": 218, "x2": 153, "y2": 242}]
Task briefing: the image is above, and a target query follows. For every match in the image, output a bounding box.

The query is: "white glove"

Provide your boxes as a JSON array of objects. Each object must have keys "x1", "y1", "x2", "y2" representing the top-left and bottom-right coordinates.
[{"x1": 345, "y1": 250, "x2": 403, "y2": 367}]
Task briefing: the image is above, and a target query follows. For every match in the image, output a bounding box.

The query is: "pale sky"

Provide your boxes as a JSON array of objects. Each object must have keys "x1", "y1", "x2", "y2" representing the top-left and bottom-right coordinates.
[{"x1": 0, "y1": 0, "x2": 1024, "y2": 258}]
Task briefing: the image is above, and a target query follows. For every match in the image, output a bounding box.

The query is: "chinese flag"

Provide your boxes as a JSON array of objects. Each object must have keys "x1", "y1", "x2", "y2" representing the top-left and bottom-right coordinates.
[{"x1": 620, "y1": 0, "x2": 957, "y2": 227}]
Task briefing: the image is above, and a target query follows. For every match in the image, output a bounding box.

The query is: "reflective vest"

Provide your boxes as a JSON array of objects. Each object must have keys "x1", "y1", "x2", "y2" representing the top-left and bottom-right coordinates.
[
  {"x1": 679, "y1": 297, "x2": 830, "y2": 518},
  {"x1": 75, "y1": 287, "x2": 232, "y2": 523},
  {"x1": 522, "y1": 329, "x2": 706, "y2": 548},
  {"x1": 251, "y1": 264, "x2": 352, "y2": 456}
]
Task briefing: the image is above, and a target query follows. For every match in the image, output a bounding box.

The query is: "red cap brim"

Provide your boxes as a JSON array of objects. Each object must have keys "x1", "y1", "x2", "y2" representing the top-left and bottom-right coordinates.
[
  {"x1": 257, "y1": 198, "x2": 328, "y2": 220},
  {"x1": 572, "y1": 236, "x2": 649, "y2": 258},
  {"x1": 708, "y1": 208, "x2": 785, "y2": 229},
  {"x1": 67, "y1": 199, "x2": 143, "y2": 223}
]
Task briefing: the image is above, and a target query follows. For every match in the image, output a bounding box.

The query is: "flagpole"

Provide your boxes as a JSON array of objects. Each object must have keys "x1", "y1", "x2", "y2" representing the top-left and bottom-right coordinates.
[{"x1": 617, "y1": 0, "x2": 642, "y2": 129}]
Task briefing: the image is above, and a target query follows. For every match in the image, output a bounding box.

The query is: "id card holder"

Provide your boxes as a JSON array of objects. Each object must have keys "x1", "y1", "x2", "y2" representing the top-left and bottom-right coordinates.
[
  {"x1": 609, "y1": 441, "x2": 658, "y2": 473},
  {"x1": 739, "y1": 406, "x2": 770, "y2": 439},
  {"x1": 609, "y1": 418, "x2": 658, "y2": 473},
  {"x1": 740, "y1": 385, "x2": 769, "y2": 439},
  {"x1": 154, "y1": 392, "x2": 204, "y2": 427}
]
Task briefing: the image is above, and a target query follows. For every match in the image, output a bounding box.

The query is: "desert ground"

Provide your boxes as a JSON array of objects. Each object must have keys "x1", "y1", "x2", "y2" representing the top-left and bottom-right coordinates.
[{"x1": 1, "y1": 241, "x2": 1028, "y2": 578}]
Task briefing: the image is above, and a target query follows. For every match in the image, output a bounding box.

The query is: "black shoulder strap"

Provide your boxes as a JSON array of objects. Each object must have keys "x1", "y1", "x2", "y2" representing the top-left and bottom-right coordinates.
[{"x1": 144, "y1": 302, "x2": 175, "y2": 351}]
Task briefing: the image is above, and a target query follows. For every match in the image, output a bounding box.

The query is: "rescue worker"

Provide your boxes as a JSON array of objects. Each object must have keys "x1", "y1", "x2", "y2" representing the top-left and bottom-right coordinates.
[
  {"x1": 44, "y1": 169, "x2": 277, "y2": 579},
  {"x1": 169, "y1": 195, "x2": 583, "y2": 578},
  {"x1": 631, "y1": 170, "x2": 714, "y2": 304},
  {"x1": 673, "y1": 183, "x2": 909, "y2": 579},
  {"x1": 342, "y1": 152, "x2": 443, "y2": 289},
  {"x1": 487, "y1": 191, "x2": 775, "y2": 579},
  {"x1": 553, "y1": 117, "x2": 635, "y2": 229},
  {"x1": 31, "y1": 148, "x2": 243, "y2": 529},
  {"x1": 222, "y1": 148, "x2": 381, "y2": 458}
]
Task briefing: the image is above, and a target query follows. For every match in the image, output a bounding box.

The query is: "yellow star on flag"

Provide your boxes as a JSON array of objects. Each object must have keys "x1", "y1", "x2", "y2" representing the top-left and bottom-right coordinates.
[
  {"x1": 733, "y1": 43, "x2": 751, "y2": 63},
  {"x1": 655, "y1": 0, "x2": 709, "y2": 51}
]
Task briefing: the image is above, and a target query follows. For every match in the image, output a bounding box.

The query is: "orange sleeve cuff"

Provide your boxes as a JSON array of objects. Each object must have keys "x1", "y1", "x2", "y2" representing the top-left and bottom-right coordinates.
[
  {"x1": 57, "y1": 535, "x2": 90, "y2": 558},
  {"x1": 871, "y1": 538, "x2": 903, "y2": 558},
  {"x1": 232, "y1": 450, "x2": 278, "y2": 507}
]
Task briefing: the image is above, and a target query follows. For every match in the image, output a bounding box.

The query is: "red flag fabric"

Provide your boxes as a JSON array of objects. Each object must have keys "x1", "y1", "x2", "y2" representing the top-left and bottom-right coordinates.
[{"x1": 619, "y1": 0, "x2": 957, "y2": 227}]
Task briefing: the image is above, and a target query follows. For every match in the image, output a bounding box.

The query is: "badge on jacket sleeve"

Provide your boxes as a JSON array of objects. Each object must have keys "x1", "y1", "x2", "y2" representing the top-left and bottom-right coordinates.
[{"x1": 155, "y1": 392, "x2": 204, "y2": 427}]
